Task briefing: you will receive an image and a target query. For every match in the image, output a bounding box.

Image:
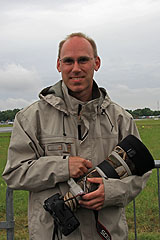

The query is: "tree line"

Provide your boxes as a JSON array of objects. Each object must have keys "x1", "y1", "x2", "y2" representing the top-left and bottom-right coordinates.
[
  {"x1": 0, "y1": 109, "x2": 20, "y2": 122},
  {"x1": 0, "y1": 107, "x2": 160, "y2": 122},
  {"x1": 126, "y1": 108, "x2": 160, "y2": 119}
]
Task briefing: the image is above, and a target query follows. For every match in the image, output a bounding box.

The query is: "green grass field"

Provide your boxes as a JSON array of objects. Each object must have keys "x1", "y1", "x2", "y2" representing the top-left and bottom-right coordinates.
[{"x1": 0, "y1": 119, "x2": 160, "y2": 239}]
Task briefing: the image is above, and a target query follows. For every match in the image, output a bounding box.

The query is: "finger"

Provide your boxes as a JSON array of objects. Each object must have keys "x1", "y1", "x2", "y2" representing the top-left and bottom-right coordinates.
[
  {"x1": 87, "y1": 177, "x2": 103, "y2": 184},
  {"x1": 79, "y1": 165, "x2": 90, "y2": 174},
  {"x1": 82, "y1": 185, "x2": 104, "y2": 200},
  {"x1": 79, "y1": 197, "x2": 103, "y2": 206},
  {"x1": 71, "y1": 169, "x2": 85, "y2": 178},
  {"x1": 80, "y1": 203, "x2": 102, "y2": 211},
  {"x1": 84, "y1": 160, "x2": 92, "y2": 169},
  {"x1": 79, "y1": 199, "x2": 103, "y2": 210}
]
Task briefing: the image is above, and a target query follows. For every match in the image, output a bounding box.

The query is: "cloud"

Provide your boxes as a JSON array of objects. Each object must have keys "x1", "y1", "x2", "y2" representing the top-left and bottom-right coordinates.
[
  {"x1": 0, "y1": 64, "x2": 42, "y2": 94},
  {"x1": 100, "y1": 61, "x2": 160, "y2": 89},
  {"x1": 0, "y1": 64, "x2": 43, "y2": 110},
  {"x1": 0, "y1": 98, "x2": 35, "y2": 111},
  {"x1": 0, "y1": 0, "x2": 160, "y2": 111},
  {"x1": 108, "y1": 84, "x2": 160, "y2": 110}
]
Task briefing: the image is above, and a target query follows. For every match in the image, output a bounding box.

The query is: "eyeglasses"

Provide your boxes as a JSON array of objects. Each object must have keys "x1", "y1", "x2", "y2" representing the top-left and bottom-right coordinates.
[{"x1": 59, "y1": 56, "x2": 94, "y2": 66}]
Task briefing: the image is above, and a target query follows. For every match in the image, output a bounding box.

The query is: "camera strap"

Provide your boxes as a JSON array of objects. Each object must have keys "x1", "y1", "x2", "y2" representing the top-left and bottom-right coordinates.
[
  {"x1": 52, "y1": 220, "x2": 62, "y2": 240},
  {"x1": 94, "y1": 211, "x2": 112, "y2": 240}
]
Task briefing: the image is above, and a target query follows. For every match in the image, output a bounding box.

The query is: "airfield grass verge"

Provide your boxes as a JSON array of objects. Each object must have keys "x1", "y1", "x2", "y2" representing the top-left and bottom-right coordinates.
[
  {"x1": 0, "y1": 124, "x2": 13, "y2": 127},
  {"x1": 0, "y1": 132, "x2": 29, "y2": 239},
  {"x1": 0, "y1": 119, "x2": 160, "y2": 239}
]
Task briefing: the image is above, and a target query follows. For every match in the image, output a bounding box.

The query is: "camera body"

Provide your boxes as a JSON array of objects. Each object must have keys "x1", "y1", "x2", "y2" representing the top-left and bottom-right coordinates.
[{"x1": 43, "y1": 193, "x2": 80, "y2": 236}]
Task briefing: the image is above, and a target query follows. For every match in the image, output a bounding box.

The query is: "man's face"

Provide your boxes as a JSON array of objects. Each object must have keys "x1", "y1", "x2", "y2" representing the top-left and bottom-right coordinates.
[{"x1": 57, "y1": 36, "x2": 100, "y2": 101}]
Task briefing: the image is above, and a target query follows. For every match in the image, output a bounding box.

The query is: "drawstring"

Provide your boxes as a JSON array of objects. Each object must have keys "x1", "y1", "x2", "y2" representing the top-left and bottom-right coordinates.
[
  {"x1": 63, "y1": 108, "x2": 114, "y2": 135},
  {"x1": 101, "y1": 108, "x2": 114, "y2": 132},
  {"x1": 63, "y1": 113, "x2": 67, "y2": 136}
]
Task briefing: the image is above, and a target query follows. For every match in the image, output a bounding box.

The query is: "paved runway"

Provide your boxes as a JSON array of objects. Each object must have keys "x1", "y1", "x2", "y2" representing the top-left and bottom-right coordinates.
[{"x1": 0, "y1": 127, "x2": 13, "y2": 133}]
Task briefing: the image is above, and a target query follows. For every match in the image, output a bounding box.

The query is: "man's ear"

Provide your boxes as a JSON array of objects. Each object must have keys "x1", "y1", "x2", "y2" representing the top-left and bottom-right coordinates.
[
  {"x1": 94, "y1": 56, "x2": 101, "y2": 71},
  {"x1": 57, "y1": 58, "x2": 61, "y2": 72}
]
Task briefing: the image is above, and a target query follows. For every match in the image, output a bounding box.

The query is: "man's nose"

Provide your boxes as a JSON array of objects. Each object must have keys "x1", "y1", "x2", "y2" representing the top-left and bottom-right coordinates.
[{"x1": 72, "y1": 60, "x2": 81, "y2": 72}]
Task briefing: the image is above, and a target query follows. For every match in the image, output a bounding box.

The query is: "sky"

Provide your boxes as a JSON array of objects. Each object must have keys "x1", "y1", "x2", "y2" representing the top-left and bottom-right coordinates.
[{"x1": 0, "y1": 0, "x2": 160, "y2": 111}]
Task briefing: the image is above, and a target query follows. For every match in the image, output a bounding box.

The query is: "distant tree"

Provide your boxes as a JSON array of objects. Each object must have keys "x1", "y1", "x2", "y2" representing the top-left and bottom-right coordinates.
[
  {"x1": 153, "y1": 110, "x2": 160, "y2": 116},
  {"x1": 141, "y1": 108, "x2": 152, "y2": 116},
  {"x1": 132, "y1": 109, "x2": 142, "y2": 118},
  {"x1": 126, "y1": 108, "x2": 160, "y2": 118},
  {"x1": 0, "y1": 109, "x2": 20, "y2": 122}
]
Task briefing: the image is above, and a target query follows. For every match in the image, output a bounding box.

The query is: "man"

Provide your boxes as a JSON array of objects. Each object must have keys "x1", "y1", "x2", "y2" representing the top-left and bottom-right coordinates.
[{"x1": 3, "y1": 33, "x2": 150, "y2": 240}]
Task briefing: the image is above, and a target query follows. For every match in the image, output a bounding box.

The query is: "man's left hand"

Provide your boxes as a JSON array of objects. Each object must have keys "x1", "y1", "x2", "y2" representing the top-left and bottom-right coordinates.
[{"x1": 78, "y1": 178, "x2": 105, "y2": 211}]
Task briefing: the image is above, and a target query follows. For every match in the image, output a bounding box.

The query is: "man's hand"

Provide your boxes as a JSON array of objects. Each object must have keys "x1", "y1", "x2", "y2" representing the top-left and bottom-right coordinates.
[
  {"x1": 78, "y1": 178, "x2": 105, "y2": 211},
  {"x1": 69, "y1": 156, "x2": 92, "y2": 178}
]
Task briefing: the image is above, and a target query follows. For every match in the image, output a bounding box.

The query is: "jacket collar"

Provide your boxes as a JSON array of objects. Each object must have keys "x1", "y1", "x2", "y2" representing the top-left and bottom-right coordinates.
[{"x1": 39, "y1": 80, "x2": 111, "y2": 116}]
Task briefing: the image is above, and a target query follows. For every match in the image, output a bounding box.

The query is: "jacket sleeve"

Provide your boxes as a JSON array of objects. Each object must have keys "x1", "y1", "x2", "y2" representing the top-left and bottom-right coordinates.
[
  {"x1": 102, "y1": 171, "x2": 151, "y2": 208},
  {"x1": 103, "y1": 109, "x2": 151, "y2": 208},
  {"x1": 2, "y1": 112, "x2": 70, "y2": 192}
]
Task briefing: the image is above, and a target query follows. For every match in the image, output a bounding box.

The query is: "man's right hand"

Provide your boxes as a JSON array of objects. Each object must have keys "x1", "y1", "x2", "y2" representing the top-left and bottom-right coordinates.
[{"x1": 68, "y1": 156, "x2": 92, "y2": 178}]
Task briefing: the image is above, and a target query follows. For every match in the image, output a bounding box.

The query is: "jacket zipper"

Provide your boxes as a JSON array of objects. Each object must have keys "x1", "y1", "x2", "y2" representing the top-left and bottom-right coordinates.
[{"x1": 78, "y1": 104, "x2": 82, "y2": 140}]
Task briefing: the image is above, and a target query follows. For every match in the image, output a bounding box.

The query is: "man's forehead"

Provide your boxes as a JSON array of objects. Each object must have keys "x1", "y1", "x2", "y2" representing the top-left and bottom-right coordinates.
[{"x1": 60, "y1": 36, "x2": 94, "y2": 57}]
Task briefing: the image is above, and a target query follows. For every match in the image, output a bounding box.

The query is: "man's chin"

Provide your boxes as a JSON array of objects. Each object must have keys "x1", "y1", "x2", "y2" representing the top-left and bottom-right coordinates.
[{"x1": 68, "y1": 86, "x2": 83, "y2": 94}]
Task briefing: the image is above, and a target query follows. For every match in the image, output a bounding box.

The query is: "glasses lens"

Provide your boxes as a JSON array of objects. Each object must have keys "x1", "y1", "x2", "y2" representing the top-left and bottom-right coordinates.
[
  {"x1": 61, "y1": 57, "x2": 93, "y2": 66},
  {"x1": 62, "y1": 58, "x2": 74, "y2": 65},
  {"x1": 78, "y1": 57, "x2": 91, "y2": 64}
]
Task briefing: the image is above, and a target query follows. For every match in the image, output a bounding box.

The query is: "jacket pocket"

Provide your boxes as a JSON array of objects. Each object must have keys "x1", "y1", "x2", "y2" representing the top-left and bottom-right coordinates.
[
  {"x1": 40, "y1": 137, "x2": 73, "y2": 157},
  {"x1": 46, "y1": 142, "x2": 72, "y2": 156}
]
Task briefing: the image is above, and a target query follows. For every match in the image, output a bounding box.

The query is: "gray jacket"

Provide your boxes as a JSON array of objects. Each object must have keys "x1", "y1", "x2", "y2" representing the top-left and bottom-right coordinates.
[{"x1": 2, "y1": 80, "x2": 150, "y2": 240}]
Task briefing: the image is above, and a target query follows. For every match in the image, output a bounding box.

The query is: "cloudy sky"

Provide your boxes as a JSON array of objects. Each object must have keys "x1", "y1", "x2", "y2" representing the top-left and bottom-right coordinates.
[{"x1": 0, "y1": 0, "x2": 160, "y2": 111}]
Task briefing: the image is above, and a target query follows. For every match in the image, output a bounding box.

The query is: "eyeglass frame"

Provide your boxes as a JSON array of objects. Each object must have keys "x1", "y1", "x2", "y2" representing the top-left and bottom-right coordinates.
[{"x1": 59, "y1": 56, "x2": 95, "y2": 66}]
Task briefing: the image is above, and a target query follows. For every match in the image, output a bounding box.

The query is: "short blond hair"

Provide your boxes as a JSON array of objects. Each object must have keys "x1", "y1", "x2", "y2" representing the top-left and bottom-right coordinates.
[{"x1": 58, "y1": 32, "x2": 98, "y2": 58}]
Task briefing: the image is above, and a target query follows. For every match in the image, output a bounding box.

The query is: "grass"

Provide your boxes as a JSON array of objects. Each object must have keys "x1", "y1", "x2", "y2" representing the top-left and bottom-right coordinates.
[
  {"x1": 126, "y1": 119, "x2": 160, "y2": 239},
  {"x1": 0, "y1": 119, "x2": 160, "y2": 239},
  {"x1": 0, "y1": 124, "x2": 13, "y2": 127},
  {"x1": 0, "y1": 132, "x2": 29, "y2": 239}
]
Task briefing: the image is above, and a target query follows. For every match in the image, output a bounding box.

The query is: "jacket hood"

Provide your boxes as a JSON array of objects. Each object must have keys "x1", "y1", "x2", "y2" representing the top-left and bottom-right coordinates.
[{"x1": 39, "y1": 81, "x2": 64, "y2": 98}]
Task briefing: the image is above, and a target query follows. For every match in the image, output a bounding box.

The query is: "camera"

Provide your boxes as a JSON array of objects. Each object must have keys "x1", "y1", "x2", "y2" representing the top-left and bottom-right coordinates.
[
  {"x1": 43, "y1": 193, "x2": 80, "y2": 236},
  {"x1": 44, "y1": 135, "x2": 155, "y2": 237},
  {"x1": 64, "y1": 135, "x2": 155, "y2": 212}
]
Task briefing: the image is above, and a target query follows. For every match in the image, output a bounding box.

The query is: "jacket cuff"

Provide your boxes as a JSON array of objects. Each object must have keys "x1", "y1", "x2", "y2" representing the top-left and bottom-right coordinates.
[
  {"x1": 102, "y1": 178, "x2": 128, "y2": 207},
  {"x1": 55, "y1": 155, "x2": 70, "y2": 182}
]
